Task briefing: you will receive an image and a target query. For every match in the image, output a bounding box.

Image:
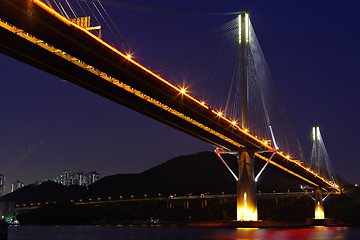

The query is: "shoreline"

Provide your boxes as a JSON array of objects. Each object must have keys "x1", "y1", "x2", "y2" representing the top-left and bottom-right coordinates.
[{"x1": 13, "y1": 220, "x2": 360, "y2": 228}]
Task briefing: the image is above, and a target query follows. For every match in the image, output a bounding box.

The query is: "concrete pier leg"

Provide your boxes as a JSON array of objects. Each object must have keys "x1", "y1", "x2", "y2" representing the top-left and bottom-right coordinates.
[
  {"x1": 184, "y1": 200, "x2": 189, "y2": 209},
  {"x1": 314, "y1": 187, "x2": 324, "y2": 219},
  {"x1": 237, "y1": 150, "x2": 257, "y2": 221},
  {"x1": 201, "y1": 199, "x2": 207, "y2": 208}
]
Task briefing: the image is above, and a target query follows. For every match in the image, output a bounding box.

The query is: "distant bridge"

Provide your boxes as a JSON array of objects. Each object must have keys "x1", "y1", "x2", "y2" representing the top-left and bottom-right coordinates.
[{"x1": 15, "y1": 192, "x2": 309, "y2": 211}]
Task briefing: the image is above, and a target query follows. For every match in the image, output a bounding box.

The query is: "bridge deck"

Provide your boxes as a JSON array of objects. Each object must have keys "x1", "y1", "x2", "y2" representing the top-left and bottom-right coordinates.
[{"x1": 0, "y1": 0, "x2": 338, "y2": 191}]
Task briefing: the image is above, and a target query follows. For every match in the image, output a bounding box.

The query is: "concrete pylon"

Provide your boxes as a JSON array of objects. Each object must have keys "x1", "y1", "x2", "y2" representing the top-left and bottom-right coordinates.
[
  {"x1": 314, "y1": 187, "x2": 325, "y2": 219},
  {"x1": 313, "y1": 125, "x2": 325, "y2": 219},
  {"x1": 237, "y1": 149, "x2": 257, "y2": 221}
]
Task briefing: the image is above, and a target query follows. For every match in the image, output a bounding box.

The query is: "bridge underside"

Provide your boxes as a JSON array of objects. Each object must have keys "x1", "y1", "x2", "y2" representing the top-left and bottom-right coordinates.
[
  {"x1": 0, "y1": 26, "x2": 238, "y2": 151},
  {"x1": 0, "y1": 0, "x2": 338, "y2": 192}
]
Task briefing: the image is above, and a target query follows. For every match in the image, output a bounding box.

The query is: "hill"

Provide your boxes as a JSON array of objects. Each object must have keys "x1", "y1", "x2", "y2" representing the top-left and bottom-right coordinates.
[
  {"x1": 88, "y1": 151, "x2": 304, "y2": 198},
  {"x1": 1, "y1": 151, "x2": 347, "y2": 204},
  {"x1": 0, "y1": 181, "x2": 87, "y2": 204}
]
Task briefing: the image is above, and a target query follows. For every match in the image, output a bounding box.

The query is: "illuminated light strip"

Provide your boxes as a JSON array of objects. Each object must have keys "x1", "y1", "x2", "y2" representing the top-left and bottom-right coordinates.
[
  {"x1": 312, "y1": 127, "x2": 316, "y2": 141},
  {"x1": 238, "y1": 15, "x2": 241, "y2": 44},
  {"x1": 1, "y1": 4, "x2": 339, "y2": 191},
  {"x1": 275, "y1": 148, "x2": 339, "y2": 190},
  {"x1": 0, "y1": 19, "x2": 244, "y2": 150},
  {"x1": 211, "y1": 109, "x2": 273, "y2": 149},
  {"x1": 238, "y1": 12, "x2": 250, "y2": 44},
  {"x1": 256, "y1": 152, "x2": 339, "y2": 191},
  {"x1": 255, "y1": 153, "x2": 319, "y2": 187},
  {"x1": 245, "y1": 13, "x2": 249, "y2": 43}
]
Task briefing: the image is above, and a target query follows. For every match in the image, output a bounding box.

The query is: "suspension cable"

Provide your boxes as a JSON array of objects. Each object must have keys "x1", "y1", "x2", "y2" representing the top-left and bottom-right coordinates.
[
  {"x1": 83, "y1": 0, "x2": 115, "y2": 46},
  {"x1": 225, "y1": 48, "x2": 240, "y2": 116},
  {"x1": 300, "y1": 186, "x2": 315, "y2": 201},
  {"x1": 57, "y1": 0, "x2": 70, "y2": 19},
  {"x1": 52, "y1": 0, "x2": 66, "y2": 17},
  {"x1": 92, "y1": 1, "x2": 125, "y2": 51},
  {"x1": 45, "y1": 0, "x2": 53, "y2": 8},
  {"x1": 97, "y1": 0, "x2": 130, "y2": 51},
  {"x1": 65, "y1": 0, "x2": 78, "y2": 18},
  {"x1": 74, "y1": 0, "x2": 87, "y2": 16}
]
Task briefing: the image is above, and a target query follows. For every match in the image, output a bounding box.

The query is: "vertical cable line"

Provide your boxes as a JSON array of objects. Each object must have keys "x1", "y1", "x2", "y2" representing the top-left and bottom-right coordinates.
[
  {"x1": 310, "y1": 128, "x2": 338, "y2": 185},
  {"x1": 52, "y1": 0, "x2": 66, "y2": 17},
  {"x1": 45, "y1": 0, "x2": 53, "y2": 8},
  {"x1": 57, "y1": 0, "x2": 70, "y2": 19},
  {"x1": 97, "y1": 0, "x2": 130, "y2": 52},
  {"x1": 225, "y1": 48, "x2": 240, "y2": 117},
  {"x1": 65, "y1": 0, "x2": 78, "y2": 18},
  {"x1": 74, "y1": 0, "x2": 87, "y2": 16},
  {"x1": 92, "y1": 2, "x2": 124, "y2": 51},
  {"x1": 82, "y1": 0, "x2": 115, "y2": 47}
]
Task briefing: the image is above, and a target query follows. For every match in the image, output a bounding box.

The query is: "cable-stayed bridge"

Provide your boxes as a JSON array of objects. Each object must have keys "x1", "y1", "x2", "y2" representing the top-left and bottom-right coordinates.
[{"x1": 0, "y1": 0, "x2": 339, "y2": 221}]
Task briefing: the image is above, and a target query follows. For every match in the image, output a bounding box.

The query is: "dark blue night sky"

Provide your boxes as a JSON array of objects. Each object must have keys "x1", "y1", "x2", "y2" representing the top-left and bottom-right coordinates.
[{"x1": 0, "y1": 0, "x2": 359, "y2": 189}]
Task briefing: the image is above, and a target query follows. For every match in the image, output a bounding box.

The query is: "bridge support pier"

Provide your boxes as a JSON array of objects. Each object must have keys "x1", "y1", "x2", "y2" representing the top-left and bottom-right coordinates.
[
  {"x1": 314, "y1": 187, "x2": 325, "y2": 219},
  {"x1": 237, "y1": 149, "x2": 257, "y2": 221}
]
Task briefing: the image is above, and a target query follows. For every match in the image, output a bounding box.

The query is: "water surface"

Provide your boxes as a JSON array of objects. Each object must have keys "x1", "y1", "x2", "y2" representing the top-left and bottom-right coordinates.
[{"x1": 8, "y1": 225, "x2": 359, "y2": 240}]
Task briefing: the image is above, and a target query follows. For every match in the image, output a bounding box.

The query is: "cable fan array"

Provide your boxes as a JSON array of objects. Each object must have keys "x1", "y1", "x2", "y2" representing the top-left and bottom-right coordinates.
[
  {"x1": 149, "y1": 16, "x2": 306, "y2": 163},
  {"x1": 310, "y1": 126, "x2": 338, "y2": 186}
]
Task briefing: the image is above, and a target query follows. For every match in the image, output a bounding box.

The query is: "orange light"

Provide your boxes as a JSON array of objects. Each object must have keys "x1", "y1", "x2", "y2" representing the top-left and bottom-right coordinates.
[
  {"x1": 244, "y1": 129, "x2": 249, "y2": 133},
  {"x1": 264, "y1": 141, "x2": 268, "y2": 145},
  {"x1": 217, "y1": 112, "x2": 222, "y2": 117},
  {"x1": 180, "y1": 88, "x2": 186, "y2": 94},
  {"x1": 237, "y1": 192, "x2": 258, "y2": 221},
  {"x1": 315, "y1": 201, "x2": 325, "y2": 219},
  {"x1": 286, "y1": 155, "x2": 290, "y2": 159},
  {"x1": 232, "y1": 120, "x2": 237, "y2": 125},
  {"x1": 126, "y1": 54, "x2": 132, "y2": 59}
]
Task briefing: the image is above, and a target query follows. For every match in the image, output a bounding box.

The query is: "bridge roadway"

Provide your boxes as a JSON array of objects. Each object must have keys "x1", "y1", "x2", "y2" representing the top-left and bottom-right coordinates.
[
  {"x1": 0, "y1": 0, "x2": 338, "y2": 191},
  {"x1": 15, "y1": 192, "x2": 309, "y2": 211}
]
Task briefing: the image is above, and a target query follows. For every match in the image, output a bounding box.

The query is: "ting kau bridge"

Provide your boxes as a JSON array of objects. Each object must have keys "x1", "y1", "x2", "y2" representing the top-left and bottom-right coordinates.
[{"x1": 0, "y1": 0, "x2": 339, "y2": 221}]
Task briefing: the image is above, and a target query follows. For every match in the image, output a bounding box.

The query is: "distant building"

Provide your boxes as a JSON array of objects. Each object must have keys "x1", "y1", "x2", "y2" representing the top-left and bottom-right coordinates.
[
  {"x1": 60, "y1": 170, "x2": 75, "y2": 186},
  {"x1": 10, "y1": 180, "x2": 25, "y2": 192},
  {"x1": 51, "y1": 170, "x2": 100, "y2": 187},
  {"x1": 75, "y1": 172, "x2": 86, "y2": 186},
  {"x1": 87, "y1": 171, "x2": 99, "y2": 186},
  {"x1": 0, "y1": 174, "x2": 5, "y2": 196}
]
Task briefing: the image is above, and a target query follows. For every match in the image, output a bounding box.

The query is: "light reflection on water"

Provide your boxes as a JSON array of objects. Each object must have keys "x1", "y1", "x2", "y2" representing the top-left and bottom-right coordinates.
[
  {"x1": 206, "y1": 227, "x2": 349, "y2": 240},
  {"x1": 208, "y1": 227, "x2": 348, "y2": 240},
  {"x1": 8, "y1": 225, "x2": 357, "y2": 240}
]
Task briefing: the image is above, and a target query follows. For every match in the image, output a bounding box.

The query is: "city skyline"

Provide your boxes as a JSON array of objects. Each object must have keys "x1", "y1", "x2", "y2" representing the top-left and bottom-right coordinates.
[
  {"x1": 2, "y1": 170, "x2": 100, "y2": 195},
  {"x1": 0, "y1": 0, "x2": 360, "y2": 186}
]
